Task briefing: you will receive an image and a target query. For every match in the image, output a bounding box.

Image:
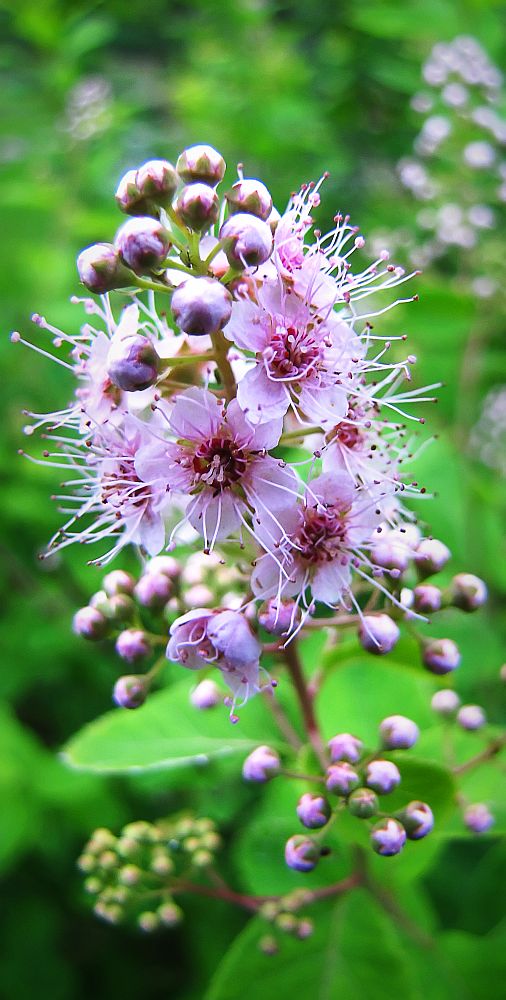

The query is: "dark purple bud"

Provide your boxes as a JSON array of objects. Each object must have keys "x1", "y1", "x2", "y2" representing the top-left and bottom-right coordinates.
[
  {"x1": 380, "y1": 714, "x2": 419, "y2": 750},
  {"x1": 115, "y1": 629, "x2": 151, "y2": 664},
  {"x1": 347, "y1": 787, "x2": 379, "y2": 819},
  {"x1": 113, "y1": 674, "x2": 148, "y2": 709},
  {"x1": 103, "y1": 570, "x2": 136, "y2": 597},
  {"x1": 171, "y1": 276, "x2": 232, "y2": 337},
  {"x1": 415, "y1": 538, "x2": 451, "y2": 578},
  {"x1": 219, "y1": 213, "x2": 273, "y2": 268},
  {"x1": 365, "y1": 759, "x2": 401, "y2": 794},
  {"x1": 190, "y1": 679, "x2": 221, "y2": 709},
  {"x1": 423, "y1": 638, "x2": 461, "y2": 675},
  {"x1": 107, "y1": 334, "x2": 160, "y2": 392},
  {"x1": 328, "y1": 733, "x2": 363, "y2": 764},
  {"x1": 134, "y1": 571, "x2": 173, "y2": 610},
  {"x1": 450, "y1": 573, "x2": 488, "y2": 612},
  {"x1": 115, "y1": 217, "x2": 171, "y2": 274},
  {"x1": 463, "y1": 803, "x2": 494, "y2": 834},
  {"x1": 296, "y1": 793, "x2": 331, "y2": 830},
  {"x1": 176, "y1": 145, "x2": 226, "y2": 186},
  {"x1": 175, "y1": 183, "x2": 220, "y2": 232},
  {"x1": 77, "y1": 243, "x2": 132, "y2": 294},
  {"x1": 431, "y1": 688, "x2": 460, "y2": 715},
  {"x1": 371, "y1": 818, "x2": 407, "y2": 856},
  {"x1": 457, "y1": 704, "x2": 486, "y2": 731},
  {"x1": 358, "y1": 614, "x2": 400, "y2": 655},
  {"x1": 242, "y1": 745, "x2": 280, "y2": 782},
  {"x1": 145, "y1": 555, "x2": 181, "y2": 579},
  {"x1": 225, "y1": 179, "x2": 273, "y2": 220},
  {"x1": 136, "y1": 159, "x2": 178, "y2": 208},
  {"x1": 413, "y1": 584, "x2": 442, "y2": 614},
  {"x1": 258, "y1": 597, "x2": 299, "y2": 636},
  {"x1": 325, "y1": 762, "x2": 360, "y2": 796},
  {"x1": 284, "y1": 835, "x2": 320, "y2": 873},
  {"x1": 399, "y1": 801, "x2": 434, "y2": 840},
  {"x1": 73, "y1": 606, "x2": 109, "y2": 641}
]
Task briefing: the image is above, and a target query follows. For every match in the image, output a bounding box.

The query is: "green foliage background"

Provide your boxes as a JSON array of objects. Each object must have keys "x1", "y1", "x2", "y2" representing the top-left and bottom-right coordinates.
[{"x1": 0, "y1": 1, "x2": 505, "y2": 997}]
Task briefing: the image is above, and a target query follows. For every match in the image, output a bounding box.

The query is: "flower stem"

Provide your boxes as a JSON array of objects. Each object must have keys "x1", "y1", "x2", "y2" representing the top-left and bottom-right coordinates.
[
  {"x1": 283, "y1": 640, "x2": 327, "y2": 770},
  {"x1": 210, "y1": 330, "x2": 237, "y2": 401},
  {"x1": 453, "y1": 733, "x2": 506, "y2": 776}
]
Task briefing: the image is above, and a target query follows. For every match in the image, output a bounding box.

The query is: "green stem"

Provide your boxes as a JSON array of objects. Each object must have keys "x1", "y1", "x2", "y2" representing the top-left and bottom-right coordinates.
[
  {"x1": 210, "y1": 330, "x2": 237, "y2": 401},
  {"x1": 279, "y1": 425, "x2": 323, "y2": 443},
  {"x1": 453, "y1": 734, "x2": 506, "y2": 776},
  {"x1": 132, "y1": 276, "x2": 173, "y2": 294}
]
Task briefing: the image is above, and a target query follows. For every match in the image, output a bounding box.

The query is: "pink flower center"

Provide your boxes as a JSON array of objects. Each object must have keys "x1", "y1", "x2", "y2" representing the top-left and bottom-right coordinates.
[
  {"x1": 334, "y1": 422, "x2": 362, "y2": 450},
  {"x1": 193, "y1": 436, "x2": 248, "y2": 493},
  {"x1": 266, "y1": 324, "x2": 321, "y2": 381},
  {"x1": 296, "y1": 506, "x2": 349, "y2": 564},
  {"x1": 100, "y1": 457, "x2": 151, "y2": 512}
]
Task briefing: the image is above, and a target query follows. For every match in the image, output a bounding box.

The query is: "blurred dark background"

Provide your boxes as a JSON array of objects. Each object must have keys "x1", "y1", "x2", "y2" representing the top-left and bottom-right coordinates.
[{"x1": 1, "y1": 1, "x2": 505, "y2": 997}]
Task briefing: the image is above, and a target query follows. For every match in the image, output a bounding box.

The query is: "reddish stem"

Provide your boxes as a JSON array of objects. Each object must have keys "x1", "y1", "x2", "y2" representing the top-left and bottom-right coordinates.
[{"x1": 283, "y1": 640, "x2": 328, "y2": 770}]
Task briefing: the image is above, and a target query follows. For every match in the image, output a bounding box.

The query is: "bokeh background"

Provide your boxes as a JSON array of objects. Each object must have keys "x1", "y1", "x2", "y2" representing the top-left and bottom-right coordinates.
[{"x1": 1, "y1": 1, "x2": 505, "y2": 997}]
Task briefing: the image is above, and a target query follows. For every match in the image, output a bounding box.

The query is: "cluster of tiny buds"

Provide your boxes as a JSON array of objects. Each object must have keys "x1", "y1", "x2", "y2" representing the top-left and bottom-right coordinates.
[
  {"x1": 242, "y1": 715, "x2": 434, "y2": 864},
  {"x1": 258, "y1": 890, "x2": 314, "y2": 956},
  {"x1": 78, "y1": 814, "x2": 220, "y2": 931}
]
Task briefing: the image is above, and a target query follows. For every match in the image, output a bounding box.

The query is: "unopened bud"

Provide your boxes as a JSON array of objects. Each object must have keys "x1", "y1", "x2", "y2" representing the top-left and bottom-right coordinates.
[
  {"x1": 225, "y1": 179, "x2": 273, "y2": 220},
  {"x1": 115, "y1": 169, "x2": 145, "y2": 215},
  {"x1": 115, "y1": 629, "x2": 151, "y2": 664},
  {"x1": 119, "y1": 864, "x2": 142, "y2": 886},
  {"x1": 399, "y1": 801, "x2": 434, "y2": 840},
  {"x1": 103, "y1": 570, "x2": 136, "y2": 597},
  {"x1": 325, "y1": 762, "x2": 360, "y2": 796},
  {"x1": 463, "y1": 803, "x2": 494, "y2": 834},
  {"x1": 77, "y1": 243, "x2": 131, "y2": 294},
  {"x1": 371, "y1": 818, "x2": 407, "y2": 856},
  {"x1": 107, "y1": 333, "x2": 160, "y2": 392},
  {"x1": 380, "y1": 714, "x2": 419, "y2": 750},
  {"x1": 347, "y1": 787, "x2": 379, "y2": 819},
  {"x1": 284, "y1": 835, "x2": 320, "y2": 873},
  {"x1": 107, "y1": 594, "x2": 136, "y2": 626},
  {"x1": 171, "y1": 276, "x2": 232, "y2": 336},
  {"x1": 184, "y1": 584, "x2": 214, "y2": 608},
  {"x1": 413, "y1": 584, "x2": 442, "y2": 614},
  {"x1": 220, "y1": 213, "x2": 273, "y2": 267},
  {"x1": 365, "y1": 759, "x2": 401, "y2": 794},
  {"x1": 276, "y1": 912, "x2": 298, "y2": 934},
  {"x1": 297, "y1": 918, "x2": 314, "y2": 939},
  {"x1": 73, "y1": 605, "x2": 109, "y2": 641},
  {"x1": 450, "y1": 574, "x2": 487, "y2": 612},
  {"x1": 242, "y1": 745, "x2": 280, "y2": 782},
  {"x1": 371, "y1": 529, "x2": 411, "y2": 573},
  {"x1": 423, "y1": 638, "x2": 461, "y2": 675},
  {"x1": 145, "y1": 555, "x2": 181, "y2": 579},
  {"x1": 259, "y1": 934, "x2": 279, "y2": 956},
  {"x1": 134, "y1": 571, "x2": 173, "y2": 609},
  {"x1": 158, "y1": 901, "x2": 183, "y2": 926},
  {"x1": 115, "y1": 217, "x2": 171, "y2": 274},
  {"x1": 113, "y1": 674, "x2": 148, "y2": 709},
  {"x1": 358, "y1": 614, "x2": 400, "y2": 655},
  {"x1": 457, "y1": 704, "x2": 486, "y2": 731},
  {"x1": 138, "y1": 912, "x2": 159, "y2": 933},
  {"x1": 328, "y1": 733, "x2": 363, "y2": 764},
  {"x1": 431, "y1": 688, "x2": 460, "y2": 715},
  {"x1": 136, "y1": 159, "x2": 178, "y2": 208},
  {"x1": 175, "y1": 183, "x2": 220, "y2": 232},
  {"x1": 176, "y1": 145, "x2": 226, "y2": 186},
  {"x1": 296, "y1": 793, "x2": 331, "y2": 829},
  {"x1": 258, "y1": 597, "x2": 299, "y2": 636},
  {"x1": 415, "y1": 538, "x2": 451, "y2": 578},
  {"x1": 190, "y1": 679, "x2": 221, "y2": 709},
  {"x1": 267, "y1": 206, "x2": 281, "y2": 233}
]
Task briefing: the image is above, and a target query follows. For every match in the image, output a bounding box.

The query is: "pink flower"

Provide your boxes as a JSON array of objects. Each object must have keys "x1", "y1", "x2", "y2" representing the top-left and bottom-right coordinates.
[{"x1": 135, "y1": 387, "x2": 299, "y2": 550}]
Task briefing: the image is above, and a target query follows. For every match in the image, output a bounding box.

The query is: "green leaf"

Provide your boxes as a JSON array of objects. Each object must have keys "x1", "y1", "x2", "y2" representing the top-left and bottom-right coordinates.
[{"x1": 62, "y1": 677, "x2": 284, "y2": 774}]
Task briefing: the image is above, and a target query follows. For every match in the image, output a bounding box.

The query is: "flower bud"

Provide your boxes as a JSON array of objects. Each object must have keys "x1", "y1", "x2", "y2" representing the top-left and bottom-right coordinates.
[
  {"x1": 371, "y1": 529, "x2": 411, "y2": 573},
  {"x1": 103, "y1": 570, "x2": 136, "y2": 597},
  {"x1": 136, "y1": 159, "x2": 178, "y2": 208},
  {"x1": 115, "y1": 217, "x2": 171, "y2": 273},
  {"x1": 176, "y1": 145, "x2": 226, "y2": 186},
  {"x1": 175, "y1": 183, "x2": 220, "y2": 232},
  {"x1": 171, "y1": 276, "x2": 233, "y2": 337},
  {"x1": 134, "y1": 571, "x2": 173, "y2": 610},
  {"x1": 284, "y1": 835, "x2": 320, "y2": 872},
  {"x1": 72, "y1": 605, "x2": 109, "y2": 641},
  {"x1": 259, "y1": 934, "x2": 279, "y2": 956},
  {"x1": 371, "y1": 818, "x2": 407, "y2": 856},
  {"x1": 431, "y1": 688, "x2": 460, "y2": 715},
  {"x1": 115, "y1": 169, "x2": 145, "y2": 215},
  {"x1": 267, "y1": 206, "x2": 281, "y2": 233},
  {"x1": 423, "y1": 638, "x2": 461, "y2": 675},
  {"x1": 296, "y1": 793, "x2": 331, "y2": 830},
  {"x1": 347, "y1": 787, "x2": 379, "y2": 819},
  {"x1": 113, "y1": 674, "x2": 148, "y2": 709},
  {"x1": 296, "y1": 918, "x2": 314, "y2": 939},
  {"x1": 115, "y1": 629, "x2": 151, "y2": 664},
  {"x1": 184, "y1": 584, "x2": 214, "y2": 609},
  {"x1": 463, "y1": 803, "x2": 494, "y2": 834},
  {"x1": 225, "y1": 179, "x2": 273, "y2": 220},
  {"x1": 107, "y1": 594, "x2": 136, "y2": 626},
  {"x1": 365, "y1": 759, "x2": 401, "y2": 794},
  {"x1": 379, "y1": 714, "x2": 419, "y2": 750},
  {"x1": 107, "y1": 333, "x2": 160, "y2": 392},
  {"x1": 328, "y1": 733, "x2": 363, "y2": 765},
  {"x1": 398, "y1": 801, "x2": 434, "y2": 840},
  {"x1": 457, "y1": 704, "x2": 486, "y2": 731},
  {"x1": 158, "y1": 901, "x2": 183, "y2": 926},
  {"x1": 413, "y1": 584, "x2": 442, "y2": 614},
  {"x1": 138, "y1": 912, "x2": 159, "y2": 932},
  {"x1": 77, "y1": 243, "x2": 132, "y2": 294},
  {"x1": 145, "y1": 555, "x2": 181, "y2": 579},
  {"x1": 89, "y1": 590, "x2": 114, "y2": 616},
  {"x1": 219, "y1": 213, "x2": 273, "y2": 267},
  {"x1": 358, "y1": 614, "x2": 400, "y2": 655},
  {"x1": 450, "y1": 573, "x2": 488, "y2": 612},
  {"x1": 119, "y1": 864, "x2": 141, "y2": 886},
  {"x1": 325, "y1": 762, "x2": 360, "y2": 796},
  {"x1": 242, "y1": 745, "x2": 280, "y2": 782},
  {"x1": 258, "y1": 597, "x2": 299, "y2": 636},
  {"x1": 415, "y1": 538, "x2": 451, "y2": 578},
  {"x1": 190, "y1": 678, "x2": 221, "y2": 709}
]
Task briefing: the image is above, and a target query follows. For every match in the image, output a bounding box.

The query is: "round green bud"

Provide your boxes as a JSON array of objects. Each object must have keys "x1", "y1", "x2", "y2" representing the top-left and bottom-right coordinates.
[
  {"x1": 138, "y1": 911, "x2": 159, "y2": 933},
  {"x1": 347, "y1": 787, "x2": 379, "y2": 819}
]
